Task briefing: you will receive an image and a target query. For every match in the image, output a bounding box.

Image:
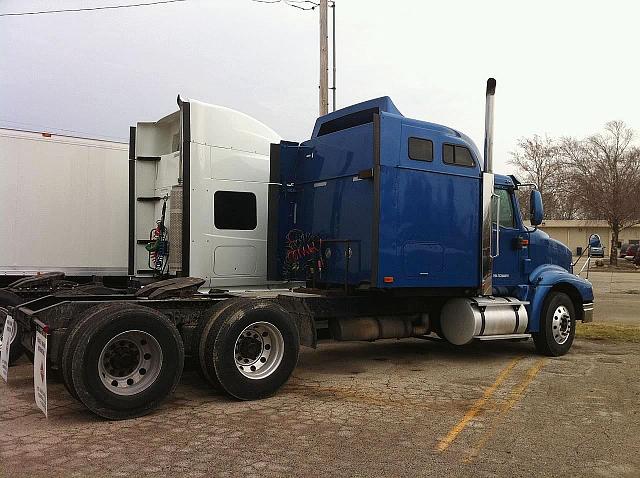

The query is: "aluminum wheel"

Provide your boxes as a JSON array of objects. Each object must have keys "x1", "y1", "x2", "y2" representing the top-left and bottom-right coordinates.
[
  {"x1": 551, "y1": 305, "x2": 572, "y2": 345},
  {"x1": 234, "y1": 321, "x2": 284, "y2": 380},
  {"x1": 98, "y1": 330, "x2": 163, "y2": 396}
]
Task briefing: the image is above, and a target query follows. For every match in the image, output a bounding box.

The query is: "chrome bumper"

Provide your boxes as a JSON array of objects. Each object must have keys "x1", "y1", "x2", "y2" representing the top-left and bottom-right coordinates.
[{"x1": 582, "y1": 302, "x2": 594, "y2": 323}]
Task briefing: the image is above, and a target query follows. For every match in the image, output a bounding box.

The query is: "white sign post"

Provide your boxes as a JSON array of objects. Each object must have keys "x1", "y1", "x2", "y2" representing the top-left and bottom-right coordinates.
[
  {"x1": 33, "y1": 331, "x2": 48, "y2": 417},
  {"x1": 0, "y1": 315, "x2": 15, "y2": 383}
]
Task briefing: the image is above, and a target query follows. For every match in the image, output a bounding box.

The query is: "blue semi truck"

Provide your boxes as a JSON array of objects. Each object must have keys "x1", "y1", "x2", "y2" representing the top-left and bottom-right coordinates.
[
  {"x1": 2, "y1": 79, "x2": 594, "y2": 419},
  {"x1": 268, "y1": 80, "x2": 594, "y2": 355}
]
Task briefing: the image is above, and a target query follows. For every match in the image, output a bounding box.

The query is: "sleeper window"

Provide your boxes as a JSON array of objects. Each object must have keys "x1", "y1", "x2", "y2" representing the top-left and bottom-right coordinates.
[
  {"x1": 408, "y1": 137, "x2": 433, "y2": 162},
  {"x1": 443, "y1": 144, "x2": 475, "y2": 167},
  {"x1": 214, "y1": 191, "x2": 257, "y2": 230}
]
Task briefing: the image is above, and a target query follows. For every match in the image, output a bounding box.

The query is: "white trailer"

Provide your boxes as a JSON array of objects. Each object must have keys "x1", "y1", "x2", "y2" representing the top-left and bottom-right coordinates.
[{"x1": 0, "y1": 128, "x2": 129, "y2": 282}]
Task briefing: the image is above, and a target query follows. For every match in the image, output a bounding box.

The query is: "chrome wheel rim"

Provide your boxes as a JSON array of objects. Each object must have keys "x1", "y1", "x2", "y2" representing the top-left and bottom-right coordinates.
[
  {"x1": 552, "y1": 305, "x2": 571, "y2": 345},
  {"x1": 234, "y1": 321, "x2": 284, "y2": 380},
  {"x1": 0, "y1": 307, "x2": 17, "y2": 346},
  {"x1": 98, "y1": 330, "x2": 163, "y2": 396}
]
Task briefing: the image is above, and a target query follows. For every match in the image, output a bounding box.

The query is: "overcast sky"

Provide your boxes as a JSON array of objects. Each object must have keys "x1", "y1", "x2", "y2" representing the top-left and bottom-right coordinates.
[{"x1": 1, "y1": 0, "x2": 639, "y2": 173}]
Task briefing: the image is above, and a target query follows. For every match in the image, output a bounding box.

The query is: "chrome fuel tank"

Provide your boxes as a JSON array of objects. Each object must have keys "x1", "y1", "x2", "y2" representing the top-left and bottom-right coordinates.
[{"x1": 440, "y1": 297, "x2": 528, "y2": 345}]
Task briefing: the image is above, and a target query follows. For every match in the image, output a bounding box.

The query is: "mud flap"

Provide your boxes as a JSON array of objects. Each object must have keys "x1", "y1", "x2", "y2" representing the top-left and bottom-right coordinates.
[
  {"x1": 34, "y1": 331, "x2": 48, "y2": 417},
  {"x1": 0, "y1": 315, "x2": 14, "y2": 382}
]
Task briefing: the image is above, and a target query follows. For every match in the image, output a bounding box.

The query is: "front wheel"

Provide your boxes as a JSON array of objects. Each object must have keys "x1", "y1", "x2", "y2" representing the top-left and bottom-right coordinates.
[
  {"x1": 532, "y1": 292, "x2": 576, "y2": 357},
  {"x1": 201, "y1": 300, "x2": 299, "y2": 400}
]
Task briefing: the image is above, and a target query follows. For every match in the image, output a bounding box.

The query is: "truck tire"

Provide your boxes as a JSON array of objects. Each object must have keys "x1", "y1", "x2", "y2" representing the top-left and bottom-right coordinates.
[
  {"x1": 60, "y1": 303, "x2": 129, "y2": 400},
  {"x1": 69, "y1": 303, "x2": 184, "y2": 420},
  {"x1": 202, "y1": 299, "x2": 299, "y2": 401},
  {"x1": 0, "y1": 306, "x2": 24, "y2": 365},
  {"x1": 532, "y1": 292, "x2": 576, "y2": 357},
  {"x1": 0, "y1": 289, "x2": 23, "y2": 307},
  {"x1": 193, "y1": 298, "x2": 252, "y2": 389}
]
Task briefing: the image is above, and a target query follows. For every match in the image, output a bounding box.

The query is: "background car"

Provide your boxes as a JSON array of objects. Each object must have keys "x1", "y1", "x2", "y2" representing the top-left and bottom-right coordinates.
[
  {"x1": 624, "y1": 244, "x2": 639, "y2": 261},
  {"x1": 588, "y1": 234, "x2": 604, "y2": 257},
  {"x1": 619, "y1": 243, "x2": 630, "y2": 258}
]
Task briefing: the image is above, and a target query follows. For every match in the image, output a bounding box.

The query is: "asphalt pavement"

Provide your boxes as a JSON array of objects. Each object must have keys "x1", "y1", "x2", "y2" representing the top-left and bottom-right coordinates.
[
  {"x1": 1, "y1": 270, "x2": 639, "y2": 477},
  {"x1": 1, "y1": 337, "x2": 639, "y2": 478}
]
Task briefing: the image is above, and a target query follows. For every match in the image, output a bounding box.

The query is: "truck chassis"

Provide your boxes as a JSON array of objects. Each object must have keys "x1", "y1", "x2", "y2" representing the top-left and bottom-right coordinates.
[{"x1": 5, "y1": 277, "x2": 466, "y2": 419}]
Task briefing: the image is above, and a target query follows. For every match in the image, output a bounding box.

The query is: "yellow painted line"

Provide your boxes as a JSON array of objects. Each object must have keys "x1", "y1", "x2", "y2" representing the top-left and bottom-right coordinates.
[
  {"x1": 464, "y1": 358, "x2": 548, "y2": 463},
  {"x1": 435, "y1": 356, "x2": 523, "y2": 453}
]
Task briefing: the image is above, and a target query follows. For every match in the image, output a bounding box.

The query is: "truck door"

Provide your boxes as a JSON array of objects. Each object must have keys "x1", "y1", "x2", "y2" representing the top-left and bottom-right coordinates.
[{"x1": 492, "y1": 187, "x2": 527, "y2": 288}]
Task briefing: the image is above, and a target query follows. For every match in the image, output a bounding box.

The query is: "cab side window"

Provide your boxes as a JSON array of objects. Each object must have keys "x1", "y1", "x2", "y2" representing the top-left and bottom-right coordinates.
[{"x1": 493, "y1": 188, "x2": 516, "y2": 228}]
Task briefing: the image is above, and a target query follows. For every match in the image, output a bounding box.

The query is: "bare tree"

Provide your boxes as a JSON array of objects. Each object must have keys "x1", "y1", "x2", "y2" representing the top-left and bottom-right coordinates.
[
  {"x1": 559, "y1": 121, "x2": 640, "y2": 265},
  {"x1": 509, "y1": 135, "x2": 577, "y2": 219}
]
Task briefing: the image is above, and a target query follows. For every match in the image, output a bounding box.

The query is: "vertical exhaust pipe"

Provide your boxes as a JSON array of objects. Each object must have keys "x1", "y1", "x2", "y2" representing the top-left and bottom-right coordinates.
[
  {"x1": 484, "y1": 78, "x2": 496, "y2": 173},
  {"x1": 480, "y1": 78, "x2": 496, "y2": 296}
]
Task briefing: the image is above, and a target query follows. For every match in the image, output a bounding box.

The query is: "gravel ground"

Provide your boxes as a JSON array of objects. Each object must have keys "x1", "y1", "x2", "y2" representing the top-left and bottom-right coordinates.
[
  {"x1": 2, "y1": 271, "x2": 639, "y2": 477},
  {"x1": 1, "y1": 337, "x2": 639, "y2": 478}
]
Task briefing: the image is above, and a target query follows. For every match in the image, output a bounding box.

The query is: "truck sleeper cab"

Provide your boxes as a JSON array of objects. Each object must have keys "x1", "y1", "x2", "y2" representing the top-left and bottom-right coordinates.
[
  {"x1": 270, "y1": 97, "x2": 483, "y2": 289},
  {"x1": 269, "y1": 94, "x2": 593, "y2": 348}
]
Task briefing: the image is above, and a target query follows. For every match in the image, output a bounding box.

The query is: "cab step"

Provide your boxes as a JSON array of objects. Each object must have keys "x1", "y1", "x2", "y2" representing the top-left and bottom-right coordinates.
[{"x1": 475, "y1": 333, "x2": 531, "y2": 341}]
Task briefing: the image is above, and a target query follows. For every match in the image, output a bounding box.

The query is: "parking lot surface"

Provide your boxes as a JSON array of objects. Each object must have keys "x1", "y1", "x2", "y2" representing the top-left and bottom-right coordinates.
[
  {"x1": 2, "y1": 336, "x2": 639, "y2": 478},
  {"x1": 587, "y1": 270, "x2": 640, "y2": 325}
]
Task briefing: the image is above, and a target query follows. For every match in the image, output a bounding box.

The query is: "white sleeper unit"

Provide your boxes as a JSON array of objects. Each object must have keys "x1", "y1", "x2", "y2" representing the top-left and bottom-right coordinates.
[{"x1": 131, "y1": 97, "x2": 281, "y2": 289}]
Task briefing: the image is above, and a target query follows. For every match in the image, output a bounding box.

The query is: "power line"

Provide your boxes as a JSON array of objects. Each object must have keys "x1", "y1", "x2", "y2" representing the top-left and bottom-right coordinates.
[
  {"x1": 250, "y1": 0, "x2": 319, "y2": 11},
  {"x1": 251, "y1": 0, "x2": 319, "y2": 4},
  {"x1": 286, "y1": 3, "x2": 317, "y2": 11},
  {"x1": 250, "y1": 0, "x2": 336, "y2": 113},
  {"x1": 0, "y1": 0, "x2": 187, "y2": 17},
  {"x1": 0, "y1": 118, "x2": 127, "y2": 143}
]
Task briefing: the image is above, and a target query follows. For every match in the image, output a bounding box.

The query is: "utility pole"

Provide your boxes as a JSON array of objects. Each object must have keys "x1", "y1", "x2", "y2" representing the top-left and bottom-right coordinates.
[
  {"x1": 319, "y1": 0, "x2": 329, "y2": 116},
  {"x1": 331, "y1": 1, "x2": 336, "y2": 112}
]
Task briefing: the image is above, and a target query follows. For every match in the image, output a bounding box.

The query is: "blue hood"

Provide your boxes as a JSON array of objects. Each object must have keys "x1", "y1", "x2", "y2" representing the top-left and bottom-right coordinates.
[{"x1": 528, "y1": 228, "x2": 572, "y2": 272}]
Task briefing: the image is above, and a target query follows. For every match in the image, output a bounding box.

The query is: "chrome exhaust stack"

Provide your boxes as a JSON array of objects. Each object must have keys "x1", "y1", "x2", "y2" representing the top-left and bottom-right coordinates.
[
  {"x1": 480, "y1": 78, "x2": 497, "y2": 296},
  {"x1": 484, "y1": 78, "x2": 496, "y2": 173}
]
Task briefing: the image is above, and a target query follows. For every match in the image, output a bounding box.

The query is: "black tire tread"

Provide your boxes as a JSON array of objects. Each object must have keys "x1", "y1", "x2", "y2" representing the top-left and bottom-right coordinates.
[
  {"x1": 196, "y1": 298, "x2": 253, "y2": 389},
  {"x1": 60, "y1": 303, "x2": 133, "y2": 400},
  {"x1": 532, "y1": 291, "x2": 576, "y2": 357},
  {"x1": 70, "y1": 303, "x2": 184, "y2": 420},
  {"x1": 205, "y1": 299, "x2": 300, "y2": 401},
  {"x1": 0, "y1": 289, "x2": 23, "y2": 307}
]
